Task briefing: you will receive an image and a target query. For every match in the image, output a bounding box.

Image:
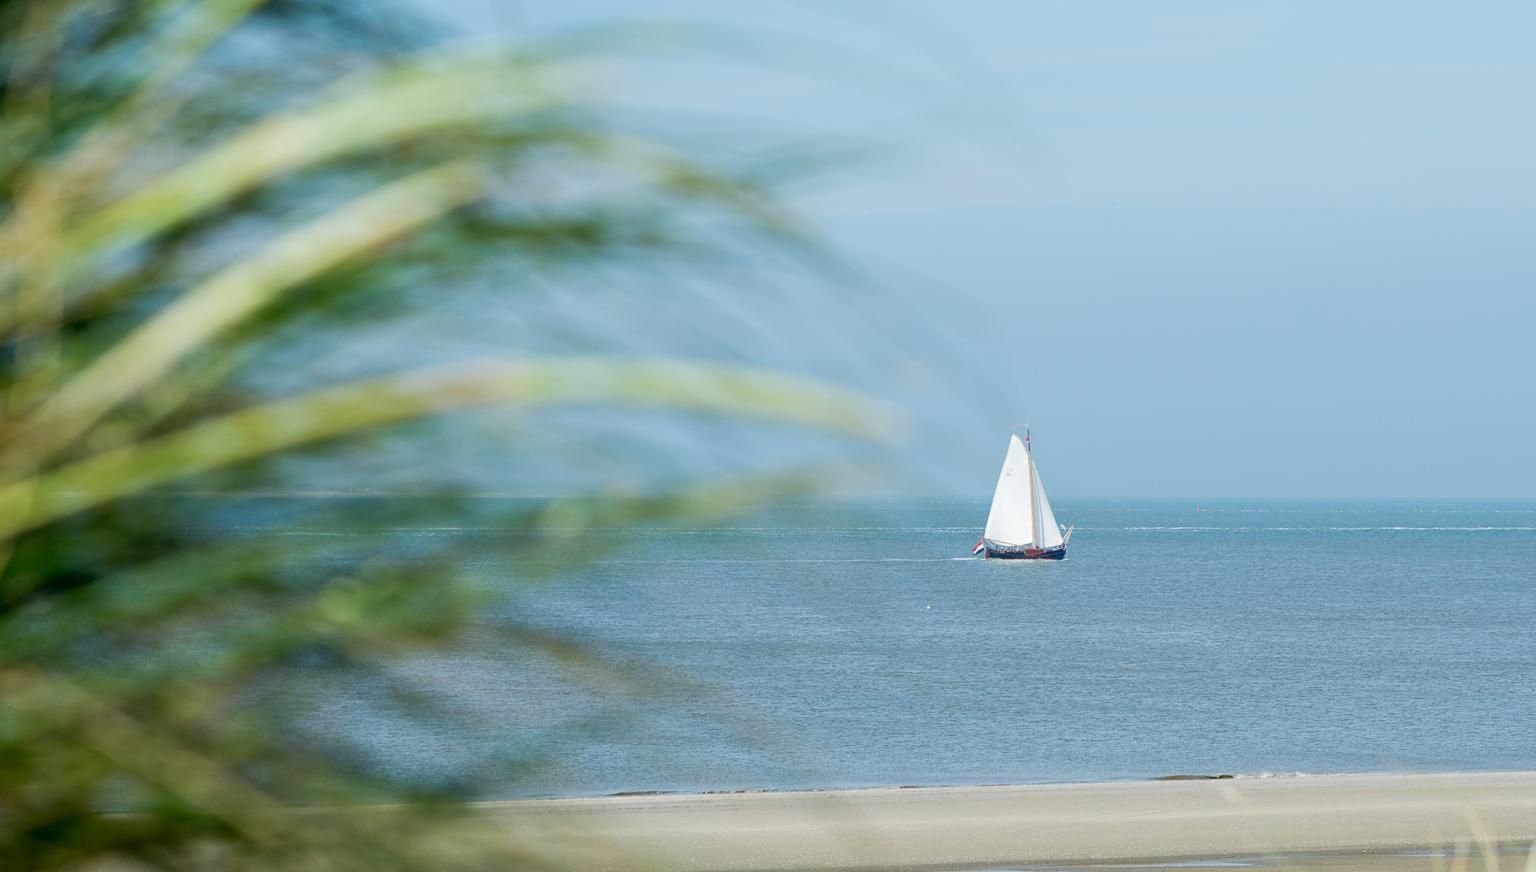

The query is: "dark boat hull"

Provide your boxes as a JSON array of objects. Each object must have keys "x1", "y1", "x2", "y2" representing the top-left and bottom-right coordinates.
[{"x1": 983, "y1": 542, "x2": 1067, "y2": 560}]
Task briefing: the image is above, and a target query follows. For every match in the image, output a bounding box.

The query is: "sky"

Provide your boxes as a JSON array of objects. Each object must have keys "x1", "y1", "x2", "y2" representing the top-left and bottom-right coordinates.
[{"x1": 430, "y1": 1, "x2": 1536, "y2": 499}]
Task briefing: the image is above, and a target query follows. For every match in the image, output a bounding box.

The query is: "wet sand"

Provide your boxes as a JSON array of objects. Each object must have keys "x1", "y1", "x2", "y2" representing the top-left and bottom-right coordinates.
[{"x1": 484, "y1": 771, "x2": 1536, "y2": 870}]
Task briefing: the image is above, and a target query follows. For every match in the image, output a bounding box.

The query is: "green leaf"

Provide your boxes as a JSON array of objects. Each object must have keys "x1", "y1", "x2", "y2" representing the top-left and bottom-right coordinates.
[
  {"x1": 12, "y1": 161, "x2": 486, "y2": 469},
  {"x1": 32, "y1": 53, "x2": 571, "y2": 279},
  {"x1": 0, "y1": 357, "x2": 893, "y2": 542}
]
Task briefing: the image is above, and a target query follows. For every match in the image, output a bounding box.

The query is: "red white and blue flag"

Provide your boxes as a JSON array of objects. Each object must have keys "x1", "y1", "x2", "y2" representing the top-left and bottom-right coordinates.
[{"x1": 972, "y1": 539, "x2": 986, "y2": 555}]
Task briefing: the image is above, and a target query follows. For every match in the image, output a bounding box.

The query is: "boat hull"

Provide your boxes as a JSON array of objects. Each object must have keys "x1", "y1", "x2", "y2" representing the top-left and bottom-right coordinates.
[{"x1": 982, "y1": 541, "x2": 1067, "y2": 560}]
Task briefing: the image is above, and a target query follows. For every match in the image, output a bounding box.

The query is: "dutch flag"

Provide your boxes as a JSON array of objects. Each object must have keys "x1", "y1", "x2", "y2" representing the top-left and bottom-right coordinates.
[{"x1": 972, "y1": 539, "x2": 986, "y2": 556}]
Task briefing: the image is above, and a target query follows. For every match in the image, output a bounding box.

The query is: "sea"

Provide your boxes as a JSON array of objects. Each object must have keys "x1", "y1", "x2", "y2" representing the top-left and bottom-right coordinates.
[{"x1": 285, "y1": 499, "x2": 1536, "y2": 798}]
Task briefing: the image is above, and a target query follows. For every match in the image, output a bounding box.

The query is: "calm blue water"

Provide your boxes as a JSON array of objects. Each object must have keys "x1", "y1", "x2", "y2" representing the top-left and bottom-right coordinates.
[{"x1": 296, "y1": 500, "x2": 1536, "y2": 797}]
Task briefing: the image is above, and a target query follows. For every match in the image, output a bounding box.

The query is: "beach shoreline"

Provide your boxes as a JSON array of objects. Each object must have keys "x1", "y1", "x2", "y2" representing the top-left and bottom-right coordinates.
[{"x1": 482, "y1": 770, "x2": 1536, "y2": 870}]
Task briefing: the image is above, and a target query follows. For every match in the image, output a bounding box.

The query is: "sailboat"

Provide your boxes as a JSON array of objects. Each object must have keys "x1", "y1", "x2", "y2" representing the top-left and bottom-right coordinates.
[{"x1": 973, "y1": 429, "x2": 1073, "y2": 560}]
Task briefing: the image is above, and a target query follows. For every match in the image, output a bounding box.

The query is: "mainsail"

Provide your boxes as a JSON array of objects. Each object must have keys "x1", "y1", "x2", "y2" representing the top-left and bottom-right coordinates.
[{"x1": 983, "y1": 435, "x2": 1035, "y2": 545}]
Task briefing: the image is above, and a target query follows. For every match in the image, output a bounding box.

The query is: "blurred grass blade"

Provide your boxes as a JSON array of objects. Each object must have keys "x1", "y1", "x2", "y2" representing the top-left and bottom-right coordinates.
[
  {"x1": 550, "y1": 132, "x2": 812, "y2": 244},
  {"x1": 530, "y1": 465, "x2": 859, "y2": 545},
  {"x1": 12, "y1": 161, "x2": 486, "y2": 469},
  {"x1": 40, "y1": 0, "x2": 268, "y2": 188},
  {"x1": 123, "y1": 0, "x2": 267, "y2": 112},
  {"x1": 0, "y1": 357, "x2": 893, "y2": 541},
  {"x1": 39, "y1": 55, "x2": 568, "y2": 278}
]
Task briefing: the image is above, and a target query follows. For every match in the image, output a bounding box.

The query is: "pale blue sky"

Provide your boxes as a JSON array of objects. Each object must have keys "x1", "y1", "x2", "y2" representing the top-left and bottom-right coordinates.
[{"x1": 433, "y1": 1, "x2": 1536, "y2": 498}]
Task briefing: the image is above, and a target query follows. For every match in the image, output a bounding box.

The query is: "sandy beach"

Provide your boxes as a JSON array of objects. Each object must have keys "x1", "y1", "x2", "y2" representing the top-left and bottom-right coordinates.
[{"x1": 486, "y1": 771, "x2": 1536, "y2": 870}]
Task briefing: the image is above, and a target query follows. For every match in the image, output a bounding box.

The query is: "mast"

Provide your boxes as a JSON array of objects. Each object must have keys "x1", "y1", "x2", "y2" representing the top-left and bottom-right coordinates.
[{"x1": 1026, "y1": 425, "x2": 1040, "y2": 548}]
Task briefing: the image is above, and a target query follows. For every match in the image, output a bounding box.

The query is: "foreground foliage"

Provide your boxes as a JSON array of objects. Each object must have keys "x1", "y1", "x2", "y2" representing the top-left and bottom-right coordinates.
[{"x1": 0, "y1": 1, "x2": 885, "y2": 867}]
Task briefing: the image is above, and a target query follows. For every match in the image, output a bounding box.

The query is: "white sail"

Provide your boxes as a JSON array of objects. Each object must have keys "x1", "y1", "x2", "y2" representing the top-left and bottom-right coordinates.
[
  {"x1": 983, "y1": 435, "x2": 1035, "y2": 546},
  {"x1": 1033, "y1": 455, "x2": 1065, "y2": 549}
]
